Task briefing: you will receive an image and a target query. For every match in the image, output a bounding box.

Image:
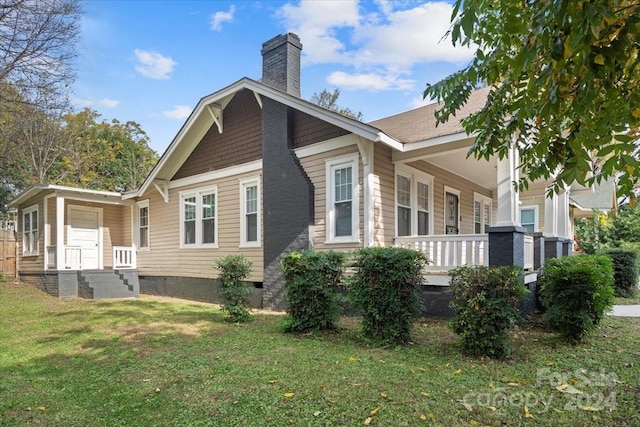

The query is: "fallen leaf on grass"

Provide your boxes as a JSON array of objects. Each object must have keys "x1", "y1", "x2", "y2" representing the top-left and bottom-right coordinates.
[
  {"x1": 37, "y1": 407, "x2": 46, "y2": 411},
  {"x1": 524, "y1": 405, "x2": 534, "y2": 418},
  {"x1": 420, "y1": 392, "x2": 430, "y2": 397},
  {"x1": 579, "y1": 406, "x2": 601, "y2": 412},
  {"x1": 284, "y1": 392, "x2": 294, "y2": 398},
  {"x1": 268, "y1": 380, "x2": 277, "y2": 384},
  {"x1": 380, "y1": 392, "x2": 388, "y2": 399},
  {"x1": 419, "y1": 414, "x2": 427, "y2": 420},
  {"x1": 453, "y1": 369, "x2": 462, "y2": 375},
  {"x1": 349, "y1": 357, "x2": 358, "y2": 362},
  {"x1": 507, "y1": 382, "x2": 520, "y2": 387},
  {"x1": 556, "y1": 384, "x2": 583, "y2": 394},
  {"x1": 370, "y1": 407, "x2": 379, "y2": 415},
  {"x1": 429, "y1": 413, "x2": 436, "y2": 421},
  {"x1": 487, "y1": 406, "x2": 497, "y2": 411},
  {"x1": 351, "y1": 383, "x2": 363, "y2": 387},
  {"x1": 457, "y1": 400, "x2": 473, "y2": 411},
  {"x1": 364, "y1": 416, "x2": 373, "y2": 425},
  {"x1": 313, "y1": 411, "x2": 321, "y2": 417},
  {"x1": 470, "y1": 420, "x2": 478, "y2": 425}
]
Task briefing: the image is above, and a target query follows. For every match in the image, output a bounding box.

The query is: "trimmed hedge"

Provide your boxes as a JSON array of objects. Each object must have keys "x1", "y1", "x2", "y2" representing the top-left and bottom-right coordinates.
[
  {"x1": 216, "y1": 255, "x2": 254, "y2": 323},
  {"x1": 449, "y1": 266, "x2": 527, "y2": 359},
  {"x1": 348, "y1": 247, "x2": 426, "y2": 345},
  {"x1": 281, "y1": 250, "x2": 345, "y2": 333},
  {"x1": 539, "y1": 255, "x2": 614, "y2": 343},
  {"x1": 603, "y1": 248, "x2": 638, "y2": 297}
]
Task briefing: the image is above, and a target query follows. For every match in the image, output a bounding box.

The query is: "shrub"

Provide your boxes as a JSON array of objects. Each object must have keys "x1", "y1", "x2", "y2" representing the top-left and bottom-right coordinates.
[
  {"x1": 216, "y1": 255, "x2": 254, "y2": 323},
  {"x1": 281, "y1": 250, "x2": 345, "y2": 333},
  {"x1": 449, "y1": 266, "x2": 527, "y2": 359},
  {"x1": 539, "y1": 255, "x2": 614, "y2": 343},
  {"x1": 0, "y1": 272, "x2": 6, "y2": 282},
  {"x1": 348, "y1": 247, "x2": 426, "y2": 345},
  {"x1": 603, "y1": 248, "x2": 638, "y2": 298}
]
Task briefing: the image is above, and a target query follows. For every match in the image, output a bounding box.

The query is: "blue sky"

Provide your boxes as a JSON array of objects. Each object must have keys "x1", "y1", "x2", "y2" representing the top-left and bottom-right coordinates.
[{"x1": 74, "y1": 0, "x2": 473, "y2": 153}]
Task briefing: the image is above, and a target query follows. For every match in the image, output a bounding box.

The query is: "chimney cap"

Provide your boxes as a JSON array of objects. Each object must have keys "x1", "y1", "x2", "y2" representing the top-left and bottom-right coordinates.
[{"x1": 261, "y1": 33, "x2": 302, "y2": 55}]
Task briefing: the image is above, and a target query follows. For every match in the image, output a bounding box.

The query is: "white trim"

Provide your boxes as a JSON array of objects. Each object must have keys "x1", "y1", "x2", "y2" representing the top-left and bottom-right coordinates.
[
  {"x1": 168, "y1": 160, "x2": 262, "y2": 190},
  {"x1": 394, "y1": 164, "x2": 434, "y2": 238},
  {"x1": 239, "y1": 176, "x2": 261, "y2": 248},
  {"x1": 43, "y1": 197, "x2": 48, "y2": 270},
  {"x1": 473, "y1": 192, "x2": 493, "y2": 234},
  {"x1": 136, "y1": 200, "x2": 150, "y2": 251},
  {"x1": 325, "y1": 154, "x2": 360, "y2": 244},
  {"x1": 66, "y1": 204, "x2": 104, "y2": 270},
  {"x1": 443, "y1": 186, "x2": 461, "y2": 234},
  {"x1": 21, "y1": 204, "x2": 39, "y2": 257},
  {"x1": 401, "y1": 131, "x2": 473, "y2": 152},
  {"x1": 179, "y1": 185, "x2": 219, "y2": 249},
  {"x1": 520, "y1": 205, "x2": 539, "y2": 233},
  {"x1": 295, "y1": 134, "x2": 360, "y2": 159},
  {"x1": 56, "y1": 196, "x2": 64, "y2": 269}
]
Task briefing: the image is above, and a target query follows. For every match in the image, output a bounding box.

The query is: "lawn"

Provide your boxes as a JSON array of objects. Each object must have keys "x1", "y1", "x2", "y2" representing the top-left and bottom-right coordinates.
[{"x1": 1, "y1": 281, "x2": 638, "y2": 427}]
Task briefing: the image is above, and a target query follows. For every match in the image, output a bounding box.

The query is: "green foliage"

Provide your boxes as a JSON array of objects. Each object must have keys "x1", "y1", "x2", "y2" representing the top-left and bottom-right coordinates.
[
  {"x1": 348, "y1": 247, "x2": 426, "y2": 345},
  {"x1": 575, "y1": 205, "x2": 640, "y2": 256},
  {"x1": 424, "y1": 0, "x2": 640, "y2": 195},
  {"x1": 281, "y1": 250, "x2": 345, "y2": 333},
  {"x1": 539, "y1": 256, "x2": 615, "y2": 343},
  {"x1": 603, "y1": 248, "x2": 639, "y2": 298},
  {"x1": 0, "y1": 272, "x2": 6, "y2": 282},
  {"x1": 310, "y1": 88, "x2": 364, "y2": 121},
  {"x1": 449, "y1": 266, "x2": 527, "y2": 359},
  {"x1": 216, "y1": 255, "x2": 253, "y2": 323},
  {"x1": 574, "y1": 213, "x2": 609, "y2": 254}
]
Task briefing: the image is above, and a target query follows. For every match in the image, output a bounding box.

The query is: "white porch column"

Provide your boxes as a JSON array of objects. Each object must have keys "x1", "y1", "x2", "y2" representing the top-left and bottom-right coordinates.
[
  {"x1": 357, "y1": 138, "x2": 375, "y2": 247},
  {"x1": 543, "y1": 190, "x2": 558, "y2": 236},
  {"x1": 56, "y1": 196, "x2": 64, "y2": 270},
  {"x1": 495, "y1": 144, "x2": 520, "y2": 226},
  {"x1": 557, "y1": 190, "x2": 570, "y2": 239}
]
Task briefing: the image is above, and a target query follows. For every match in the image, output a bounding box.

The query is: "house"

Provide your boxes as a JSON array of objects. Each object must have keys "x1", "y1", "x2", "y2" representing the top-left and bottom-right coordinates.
[{"x1": 9, "y1": 33, "x2": 575, "y2": 309}]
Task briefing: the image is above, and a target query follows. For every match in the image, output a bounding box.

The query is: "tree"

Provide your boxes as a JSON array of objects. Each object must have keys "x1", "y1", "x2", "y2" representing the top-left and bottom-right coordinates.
[
  {"x1": 424, "y1": 0, "x2": 640, "y2": 195},
  {"x1": 310, "y1": 88, "x2": 364, "y2": 121},
  {"x1": 0, "y1": 0, "x2": 81, "y2": 109}
]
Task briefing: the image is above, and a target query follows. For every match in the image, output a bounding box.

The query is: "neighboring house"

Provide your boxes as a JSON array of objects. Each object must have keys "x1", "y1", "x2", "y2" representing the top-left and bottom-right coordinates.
[{"x1": 9, "y1": 33, "x2": 575, "y2": 309}]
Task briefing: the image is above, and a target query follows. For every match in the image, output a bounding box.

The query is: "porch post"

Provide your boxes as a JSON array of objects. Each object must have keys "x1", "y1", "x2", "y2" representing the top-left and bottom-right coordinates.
[
  {"x1": 543, "y1": 189, "x2": 563, "y2": 259},
  {"x1": 56, "y1": 196, "x2": 64, "y2": 270},
  {"x1": 557, "y1": 190, "x2": 572, "y2": 256},
  {"x1": 488, "y1": 144, "x2": 525, "y2": 268},
  {"x1": 357, "y1": 138, "x2": 375, "y2": 247}
]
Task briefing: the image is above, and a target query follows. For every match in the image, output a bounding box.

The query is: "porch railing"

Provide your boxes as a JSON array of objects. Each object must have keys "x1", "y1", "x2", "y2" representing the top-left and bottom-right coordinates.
[
  {"x1": 523, "y1": 234, "x2": 534, "y2": 271},
  {"x1": 113, "y1": 246, "x2": 136, "y2": 269},
  {"x1": 395, "y1": 234, "x2": 489, "y2": 270},
  {"x1": 47, "y1": 245, "x2": 82, "y2": 269}
]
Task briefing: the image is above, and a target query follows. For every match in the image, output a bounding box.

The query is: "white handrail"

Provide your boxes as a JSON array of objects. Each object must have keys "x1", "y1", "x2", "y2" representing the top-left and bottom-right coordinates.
[{"x1": 395, "y1": 234, "x2": 489, "y2": 270}]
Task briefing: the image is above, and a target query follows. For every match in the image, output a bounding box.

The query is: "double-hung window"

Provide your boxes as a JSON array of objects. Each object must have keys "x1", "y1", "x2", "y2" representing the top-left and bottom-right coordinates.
[
  {"x1": 22, "y1": 204, "x2": 38, "y2": 256},
  {"x1": 520, "y1": 206, "x2": 538, "y2": 233},
  {"x1": 326, "y1": 155, "x2": 359, "y2": 243},
  {"x1": 137, "y1": 200, "x2": 149, "y2": 250},
  {"x1": 395, "y1": 166, "x2": 433, "y2": 237},
  {"x1": 180, "y1": 186, "x2": 218, "y2": 248},
  {"x1": 473, "y1": 193, "x2": 492, "y2": 234},
  {"x1": 240, "y1": 177, "x2": 261, "y2": 247}
]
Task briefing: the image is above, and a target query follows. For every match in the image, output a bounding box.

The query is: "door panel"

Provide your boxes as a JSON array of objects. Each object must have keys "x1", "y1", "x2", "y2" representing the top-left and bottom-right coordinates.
[
  {"x1": 445, "y1": 192, "x2": 459, "y2": 234},
  {"x1": 68, "y1": 208, "x2": 100, "y2": 269}
]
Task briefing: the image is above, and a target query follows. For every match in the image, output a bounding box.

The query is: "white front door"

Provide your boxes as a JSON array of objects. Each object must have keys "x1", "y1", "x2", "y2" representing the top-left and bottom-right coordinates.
[{"x1": 68, "y1": 206, "x2": 101, "y2": 270}]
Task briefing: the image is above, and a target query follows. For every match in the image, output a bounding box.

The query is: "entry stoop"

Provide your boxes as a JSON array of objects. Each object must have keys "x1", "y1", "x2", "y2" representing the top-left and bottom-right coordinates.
[{"x1": 77, "y1": 270, "x2": 140, "y2": 299}]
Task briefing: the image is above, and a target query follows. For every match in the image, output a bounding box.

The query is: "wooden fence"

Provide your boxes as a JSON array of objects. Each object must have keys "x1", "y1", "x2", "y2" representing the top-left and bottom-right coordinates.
[{"x1": 0, "y1": 229, "x2": 17, "y2": 278}]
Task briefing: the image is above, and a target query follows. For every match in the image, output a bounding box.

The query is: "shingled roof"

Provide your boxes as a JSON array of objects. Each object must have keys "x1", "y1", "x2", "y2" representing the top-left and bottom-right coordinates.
[{"x1": 368, "y1": 86, "x2": 491, "y2": 144}]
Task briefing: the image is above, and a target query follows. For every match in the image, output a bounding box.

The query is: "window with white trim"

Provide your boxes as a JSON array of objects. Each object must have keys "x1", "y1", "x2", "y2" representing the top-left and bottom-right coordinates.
[
  {"x1": 473, "y1": 193, "x2": 492, "y2": 234},
  {"x1": 240, "y1": 177, "x2": 261, "y2": 247},
  {"x1": 326, "y1": 155, "x2": 359, "y2": 243},
  {"x1": 395, "y1": 166, "x2": 433, "y2": 237},
  {"x1": 22, "y1": 204, "x2": 38, "y2": 256},
  {"x1": 180, "y1": 187, "x2": 218, "y2": 247},
  {"x1": 137, "y1": 200, "x2": 149, "y2": 250},
  {"x1": 520, "y1": 206, "x2": 538, "y2": 233}
]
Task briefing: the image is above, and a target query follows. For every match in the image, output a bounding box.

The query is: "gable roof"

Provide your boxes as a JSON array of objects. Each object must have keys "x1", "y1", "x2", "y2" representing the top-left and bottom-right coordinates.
[
  {"x1": 130, "y1": 77, "x2": 402, "y2": 199},
  {"x1": 8, "y1": 184, "x2": 124, "y2": 208},
  {"x1": 569, "y1": 179, "x2": 617, "y2": 212},
  {"x1": 368, "y1": 86, "x2": 490, "y2": 144}
]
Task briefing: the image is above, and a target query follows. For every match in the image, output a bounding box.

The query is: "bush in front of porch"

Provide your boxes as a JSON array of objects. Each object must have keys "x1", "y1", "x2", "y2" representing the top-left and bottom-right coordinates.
[{"x1": 448, "y1": 265, "x2": 527, "y2": 359}]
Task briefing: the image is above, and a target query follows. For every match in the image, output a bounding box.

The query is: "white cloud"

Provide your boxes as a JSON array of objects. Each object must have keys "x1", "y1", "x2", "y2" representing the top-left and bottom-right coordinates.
[
  {"x1": 210, "y1": 5, "x2": 236, "y2": 31},
  {"x1": 328, "y1": 71, "x2": 413, "y2": 91},
  {"x1": 134, "y1": 49, "x2": 176, "y2": 80},
  {"x1": 162, "y1": 105, "x2": 192, "y2": 120},
  {"x1": 410, "y1": 95, "x2": 434, "y2": 109},
  {"x1": 73, "y1": 97, "x2": 120, "y2": 108},
  {"x1": 277, "y1": 1, "x2": 474, "y2": 91}
]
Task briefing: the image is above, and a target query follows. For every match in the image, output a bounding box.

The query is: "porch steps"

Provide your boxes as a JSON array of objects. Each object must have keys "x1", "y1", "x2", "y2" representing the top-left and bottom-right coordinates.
[{"x1": 77, "y1": 270, "x2": 140, "y2": 299}]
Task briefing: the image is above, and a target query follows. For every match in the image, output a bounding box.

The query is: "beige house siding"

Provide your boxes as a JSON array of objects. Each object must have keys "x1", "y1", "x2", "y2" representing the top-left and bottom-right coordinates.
[
  {"x1": 382, "y1": 160, "x2": 495, "y2": 236},
  {"x1": 373, "y1": 143, "x2": 395, "y2": 246},
  {"x1": 17, "y1": 194, "x2": 46, "y2": 271},
  {"x1": 299, "y1": 145, "x2": 364, "y2": 251},
  {"x1": 136, "y1": 168, "x2": 263, "y2": 282}
]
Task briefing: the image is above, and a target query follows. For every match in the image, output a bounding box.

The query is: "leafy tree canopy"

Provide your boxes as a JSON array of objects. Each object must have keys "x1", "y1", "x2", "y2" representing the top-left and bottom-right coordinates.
[
  {"x1": 310, "y1": 88, "x2": 364, "y2": 121},
  {"x1": 424, "y1": 0, "x2": 640, "y2": 195}
]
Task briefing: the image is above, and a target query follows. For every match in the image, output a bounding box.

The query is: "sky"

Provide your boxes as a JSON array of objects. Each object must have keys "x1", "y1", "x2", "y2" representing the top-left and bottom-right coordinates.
[{"x1": 74, "y1": 0, "x2": 474, "y2": 154}]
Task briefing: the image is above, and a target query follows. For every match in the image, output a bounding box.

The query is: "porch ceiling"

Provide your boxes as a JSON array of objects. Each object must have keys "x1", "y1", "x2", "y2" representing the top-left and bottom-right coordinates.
[{"x1": 417, "y1": 147, "x2": 498, "y2": 191}]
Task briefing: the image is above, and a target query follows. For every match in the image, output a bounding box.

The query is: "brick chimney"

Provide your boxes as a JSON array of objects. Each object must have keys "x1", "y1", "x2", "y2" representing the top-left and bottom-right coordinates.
[{"x1": 261, "y1": 33, "x2": 302, "y2": 97}]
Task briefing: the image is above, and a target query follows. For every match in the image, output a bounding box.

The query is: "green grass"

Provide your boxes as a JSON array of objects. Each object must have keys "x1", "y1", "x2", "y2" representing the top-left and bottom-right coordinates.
[
  {"x1": 1, "y1": 281, "x2": 639, "y2": 427},
  {"x1": 615, "y1": 289, "x2": 640, "y2": 305}
]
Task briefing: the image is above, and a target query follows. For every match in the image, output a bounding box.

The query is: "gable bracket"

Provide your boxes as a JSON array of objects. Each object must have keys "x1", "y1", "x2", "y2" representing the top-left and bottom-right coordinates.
[
  {"x1": 252, "y1": 91, "x2": 263, "y2": 109},
  {"x1": 207, "y1": 103, "x2": 223, "y2": 134},
  {"x1": 153, "y1": 180, "x2": 169, "y2": 203},
  {"x1": 356, "y1": 137, "x2": 373, "y2": 166}
]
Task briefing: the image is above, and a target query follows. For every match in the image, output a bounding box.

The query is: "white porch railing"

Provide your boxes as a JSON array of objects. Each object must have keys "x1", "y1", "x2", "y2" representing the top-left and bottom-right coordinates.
[
  {"x1": 395, "y1": 234, "x2": 489, "y2": 270},
  {"x1": 524, "y1": 234, "x2": 534, "y2": 271},
  {"x1": 113, "y1": 246, "x2": 136, "y2": 269}
]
